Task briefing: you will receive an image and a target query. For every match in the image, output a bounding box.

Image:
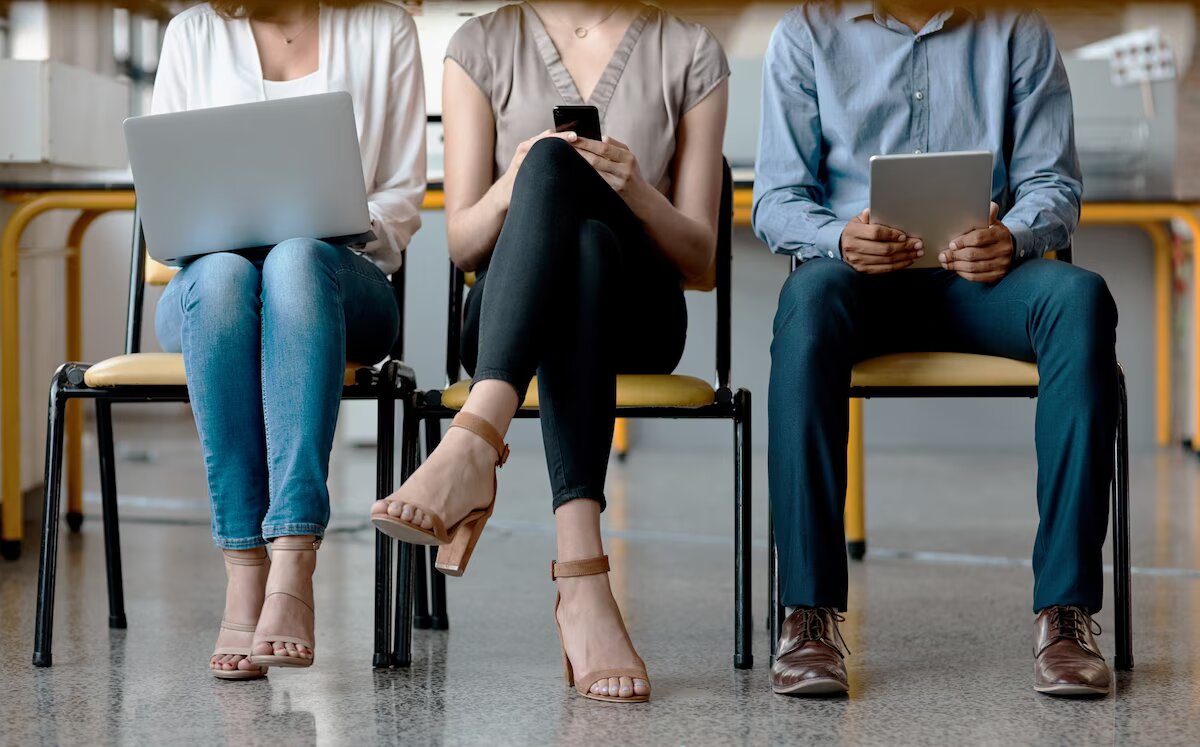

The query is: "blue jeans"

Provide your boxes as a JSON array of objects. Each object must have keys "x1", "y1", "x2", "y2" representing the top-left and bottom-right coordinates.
[
  {"x1": 768, "y1": 259, "x2": 1118, "y2": 613},
  {"x1": 156, "y1": 238, "x2": 399, "y2": 549}
]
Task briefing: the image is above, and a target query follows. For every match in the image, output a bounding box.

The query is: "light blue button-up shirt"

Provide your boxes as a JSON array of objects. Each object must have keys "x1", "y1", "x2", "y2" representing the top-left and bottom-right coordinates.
[{"x1": 752, "y1": 3, "x2": 1083, "y2": 262}]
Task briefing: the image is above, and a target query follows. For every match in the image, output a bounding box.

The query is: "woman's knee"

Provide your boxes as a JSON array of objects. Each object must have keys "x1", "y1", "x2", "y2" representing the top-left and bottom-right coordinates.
[
  {"x1": 513, "y1": 138, "x2": 588, "y2": 201},
  {"x1": 262, "y1": 237, "x2": 338, "y2": 281},
  {"x1": 522, "y1": 136, "x2": 584, "y2": 176},
  {"x1": 180, "y1": 252, "x2": 260, "y2": 312}
]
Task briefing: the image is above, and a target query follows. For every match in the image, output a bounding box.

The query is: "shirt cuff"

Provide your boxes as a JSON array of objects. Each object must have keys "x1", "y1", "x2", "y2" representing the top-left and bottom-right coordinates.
[
  {"x1": 815, "y1": 219, "x2": 849, "y2": 261},
  {"x1": 1002, "y1": 218, "x2": 1039, "y2": 262}
]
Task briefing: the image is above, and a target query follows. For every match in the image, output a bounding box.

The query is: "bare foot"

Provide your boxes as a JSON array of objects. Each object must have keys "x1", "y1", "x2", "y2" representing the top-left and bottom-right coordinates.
[
  {"x1": 251, "y1": 538, "x2": 316, "y2": 663},
  {"x1": 557, "y1": 572, "x2": 651, "y2": 699},
  {"x1": 212, "y1": 548, "x2": 269, "y2": 675},
  {"x1": 372, "y1": 425, "x2": 498, "y2": 533}
]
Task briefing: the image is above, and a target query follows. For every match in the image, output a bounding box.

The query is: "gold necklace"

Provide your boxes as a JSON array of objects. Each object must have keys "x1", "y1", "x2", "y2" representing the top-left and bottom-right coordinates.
[
  {"x1": 272, "y1": 5, "x2": 318, "y2": 45},
  {"x1": 535, "y1": 2, "x2": 624, "y2": 39}
]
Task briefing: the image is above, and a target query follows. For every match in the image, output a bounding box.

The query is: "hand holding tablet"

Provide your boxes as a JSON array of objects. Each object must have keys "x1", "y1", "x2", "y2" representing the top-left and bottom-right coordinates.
[
  {"x1": 839, "y1": 208, "x2": 925, "y2": 274},
  {"x1": 865, "y1": 150, "x2": 1001, "y2": 278},
  {"x1": 939, "y1": 201, "x2": 1016, "y2": 283}
]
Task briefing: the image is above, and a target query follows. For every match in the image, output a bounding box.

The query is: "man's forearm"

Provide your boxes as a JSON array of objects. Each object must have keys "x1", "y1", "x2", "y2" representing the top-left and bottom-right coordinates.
[{"x1": 752, "y1": 188, "x2": 847, "y2": 260}]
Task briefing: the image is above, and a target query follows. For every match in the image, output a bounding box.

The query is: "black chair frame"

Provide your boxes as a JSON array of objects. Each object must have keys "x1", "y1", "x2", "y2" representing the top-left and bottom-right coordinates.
[
  {"x1": 32, "y1": 213, "x2": 417, "y2": 669},
  {"x1": 767, "y1": 251, "x2": 1133, "y2": 672},
  {"x1": 397, "y1": 162, "x2": 756, "y2": 670}
]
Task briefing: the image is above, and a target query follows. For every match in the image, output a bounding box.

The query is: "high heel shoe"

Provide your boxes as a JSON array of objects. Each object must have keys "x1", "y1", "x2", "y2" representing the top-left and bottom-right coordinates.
[
  {"x1": 370, "y1": 411, "x2": 507, "y2": 576},
  {"x1": 552, "y1": 555, "x2": 651, "y2": 703},
  {"x1": 211, "y1": 549, "x2": 269, "y2": 681},
  {"x1": 248, "y1": 537, "x2": 319, "y2": 669}
]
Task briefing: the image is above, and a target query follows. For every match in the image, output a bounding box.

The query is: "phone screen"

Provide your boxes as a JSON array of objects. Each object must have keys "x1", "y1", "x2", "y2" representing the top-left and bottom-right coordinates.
[{"x1": 553, "y1": 105, "x2": 602, "y2": 141}]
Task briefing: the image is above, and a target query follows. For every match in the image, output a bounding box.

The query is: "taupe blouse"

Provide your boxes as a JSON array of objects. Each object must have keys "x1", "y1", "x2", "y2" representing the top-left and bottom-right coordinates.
[{"x1": 445, "y1": 2, "x2": 729, "y2": 198}]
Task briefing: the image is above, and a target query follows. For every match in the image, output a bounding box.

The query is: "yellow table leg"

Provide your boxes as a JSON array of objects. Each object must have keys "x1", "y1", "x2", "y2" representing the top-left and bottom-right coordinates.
[
  {"x1": 1172, "y1": 211, "x2": 1200, "y2": 452},
  {"x1": 0, "y1": 200, "x2": 22, "y2": 556},
  {"x1": 613, "y1": 418, "x2": 630, "y2": 461},
  {"x1": 1, "y1": 191, "x2": 134, "y2": 557},
  {"x1": 1140, "y1": 222, "x2": 1174, "y2": 447},
  {"x1": 846, "y1": 397, "x2": 866, "y2": 560},
  {"x1": 64, "y1": 212, "x2": 100, "y2": 530}
]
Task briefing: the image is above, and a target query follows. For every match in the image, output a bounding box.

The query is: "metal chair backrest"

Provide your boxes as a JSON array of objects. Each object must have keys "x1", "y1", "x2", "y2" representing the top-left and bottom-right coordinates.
[
  {"x1": 123, "y1": 211, "x2": 407, "y2": 361},
  {"x1": 441, "y1": 159, "x2": 735, "y2": 392}
]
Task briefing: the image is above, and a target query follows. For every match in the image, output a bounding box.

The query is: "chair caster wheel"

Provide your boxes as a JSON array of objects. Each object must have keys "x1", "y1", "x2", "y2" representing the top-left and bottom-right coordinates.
[
  {"x1": 1, "y1": 540, "x2": 19, "y2": 561},
  {"x1": 847, "y1": 540, "x2": 866, "y2": 561},
  {"x1": 67, "y1": 512, "x2": 84, "y2": 532}
]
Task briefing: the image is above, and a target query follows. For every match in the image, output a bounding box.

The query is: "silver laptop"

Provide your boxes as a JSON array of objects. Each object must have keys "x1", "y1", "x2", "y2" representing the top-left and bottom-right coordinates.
[
  {"x1": 124, "y1": 91, "x2": 372, "y2": 266},
  {"x1": 869, "y1": 150, "x2": 993, "y2": 269}
]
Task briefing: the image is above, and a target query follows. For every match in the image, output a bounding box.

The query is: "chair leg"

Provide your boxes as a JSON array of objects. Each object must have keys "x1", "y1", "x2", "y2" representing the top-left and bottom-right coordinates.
[
  {"x1": 413, "y1": 539, "x2": 431, "y2": 630},
  {"x1": 424, "y1": 417, "x2": 449, "y2": 631},
  {"x1": 372, "y1": 363, "x2": 398, "y2": 668},
  {"x1": 614, "y1": 418, "x2": 630, "y2": 462},
  {"x1": 1114, "y1": 367, "x2": 1134, "y2": 671},
  {"x1": 391, "y1": 401, "x2": 420, "y2": 668},
  {"x1": 33, "y1": 370, "x2": 69, "y2": 667},
  {"x1": 734, "y1": 389, "x2": 753, "y2": 670},
  {"x1": 95, "y1": 400, "x2": 127, "y2": 630},
  {"x1": 373, "y1": 530, "x2": 393, "y2": 669},
  {"x1": 410, "y1": 416, "x2": 434, "y2": 630},
  {"x1": 768, "y1": 501, "x2": 781, "y2": 665},
  {"x1": 846, "y1": 398, "x2": 866, "y2": 561}
]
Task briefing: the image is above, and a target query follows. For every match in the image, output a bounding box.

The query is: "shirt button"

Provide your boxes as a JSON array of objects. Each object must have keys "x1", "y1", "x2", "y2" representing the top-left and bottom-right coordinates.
[
  {"x1": 915, "y1": 36, "x2": 922, "y2": 43},
  {"x1": 914, "y1": 90, "x2": 925, "y2": 101},
  {"x1": 828, "y1": 251, "x2": 834, "y2": 258}
]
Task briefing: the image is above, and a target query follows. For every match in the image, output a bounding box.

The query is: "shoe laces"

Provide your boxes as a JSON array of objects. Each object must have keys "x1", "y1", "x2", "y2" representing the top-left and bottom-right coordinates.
[
  {"x1": 794, "y1": 607, "x2": 851, "y2": 656},
  {"x1": 1048, "y1": 605, "x2": 1101, "y2": 642}
]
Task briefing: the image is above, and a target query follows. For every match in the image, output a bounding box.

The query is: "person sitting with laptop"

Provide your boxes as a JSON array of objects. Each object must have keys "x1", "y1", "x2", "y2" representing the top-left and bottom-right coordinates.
[
  {"x1": 150, "y1": 0, "x2": 425, "y2": 679},
  {"x1": 753, "y1": 3, "x2": 1118, "y2": 697},
  {"x1": 368, "y1": 1, "x2": 727, "y2": 703}
]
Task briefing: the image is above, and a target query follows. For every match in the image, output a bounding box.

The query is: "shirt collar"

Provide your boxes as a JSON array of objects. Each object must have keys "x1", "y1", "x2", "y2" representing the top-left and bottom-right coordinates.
[{"x1": 841, "y1": 3, "x2": 977, "y2": 24}]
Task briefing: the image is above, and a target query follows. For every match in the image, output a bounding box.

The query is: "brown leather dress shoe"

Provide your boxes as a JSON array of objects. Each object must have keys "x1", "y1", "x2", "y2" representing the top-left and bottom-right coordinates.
[
  {"x1": 772, "y1": 607, "x2": 849, "y2": 696},
  {"x1": 1033, "y1": 605, "x2": 1111, "y2": 696}
]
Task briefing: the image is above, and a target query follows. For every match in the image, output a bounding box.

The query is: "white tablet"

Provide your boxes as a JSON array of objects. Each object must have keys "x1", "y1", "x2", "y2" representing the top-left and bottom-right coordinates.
[{"x1": 869, "y1": 151, "x2": 993, "y2": 269}]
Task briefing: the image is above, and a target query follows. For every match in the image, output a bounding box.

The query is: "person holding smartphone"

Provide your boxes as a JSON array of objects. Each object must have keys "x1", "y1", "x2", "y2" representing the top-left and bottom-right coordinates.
[
  {"x1": 369, "y1": 1, "x2": 728, "y2": 703},
  {"x1": 151, "y1": 0, "x2": 425, "y2": 680}
]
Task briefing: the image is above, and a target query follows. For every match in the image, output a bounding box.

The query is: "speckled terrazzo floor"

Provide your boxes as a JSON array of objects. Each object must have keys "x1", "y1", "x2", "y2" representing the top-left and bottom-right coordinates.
[{"x1": 2, "y1": 412, "x2": 1200, "y2": 745}]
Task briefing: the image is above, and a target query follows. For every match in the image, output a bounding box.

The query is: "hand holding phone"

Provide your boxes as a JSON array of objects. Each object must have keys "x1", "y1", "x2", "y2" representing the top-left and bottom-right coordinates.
[{"x1": 553, "y1": 105, "x2": 602, "y2": 140}]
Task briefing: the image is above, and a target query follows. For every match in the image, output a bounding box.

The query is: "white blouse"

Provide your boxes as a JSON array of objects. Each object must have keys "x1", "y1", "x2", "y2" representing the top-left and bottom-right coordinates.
[{"x1": 151, "y1": 2, "x2": 426, "y2": 274}]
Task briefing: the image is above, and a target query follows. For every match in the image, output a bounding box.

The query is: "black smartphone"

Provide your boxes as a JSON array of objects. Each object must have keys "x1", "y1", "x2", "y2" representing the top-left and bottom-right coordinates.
[{"x1": 553, "y1": 105, "x2": 602, "y2": 141}]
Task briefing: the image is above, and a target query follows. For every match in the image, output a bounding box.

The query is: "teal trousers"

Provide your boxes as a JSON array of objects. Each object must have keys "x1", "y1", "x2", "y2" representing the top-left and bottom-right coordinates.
[{"x1": 768, "y1": 258, "x2": 1118, "y2": 613}]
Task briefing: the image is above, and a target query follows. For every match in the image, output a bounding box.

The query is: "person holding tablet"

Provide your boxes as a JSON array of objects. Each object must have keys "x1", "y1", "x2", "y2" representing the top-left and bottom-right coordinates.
[
  {"x1": 753, "y1": 4, "x2": 1117, "y2": 697},
  {"x1": 369, "y1": 1, "x2": 728, "y2": 703},
  {"x1": 151, "y1": 0, "x2": 425, "y2": 679}
]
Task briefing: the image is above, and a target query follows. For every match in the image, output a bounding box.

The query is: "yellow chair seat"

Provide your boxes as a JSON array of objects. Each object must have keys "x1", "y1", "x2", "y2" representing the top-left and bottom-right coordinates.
[
  {"x1": 439, "y1": 374, "x2": 716, "y2": 410},
  {"x1": 83, "y1": 353, "x2": 371, "y2": 388},
  {"x1": 850, "y1": 352, "x2": 1039, "y2": 389}
]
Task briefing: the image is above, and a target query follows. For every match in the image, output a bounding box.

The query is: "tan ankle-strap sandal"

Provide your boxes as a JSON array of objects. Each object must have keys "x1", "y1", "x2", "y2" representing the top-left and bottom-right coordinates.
[
  {"x1": 212, "y1": 549, "x2": 269, "y2": 681},
  {"x1": 248, "y1": 537, "x2": 319, "y2": 669},
  {"x1": 370, "y1": 411, "x2": 508, "y2": 576},
  {"x1": 552, "y1": 555, "x2": 651, "y2": 703}
]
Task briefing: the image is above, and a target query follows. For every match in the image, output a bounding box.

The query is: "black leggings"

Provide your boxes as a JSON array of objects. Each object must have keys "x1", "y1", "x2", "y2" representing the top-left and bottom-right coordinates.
[{"x1": 462, "y1": 138, "x2": 687, "y2": 511}]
